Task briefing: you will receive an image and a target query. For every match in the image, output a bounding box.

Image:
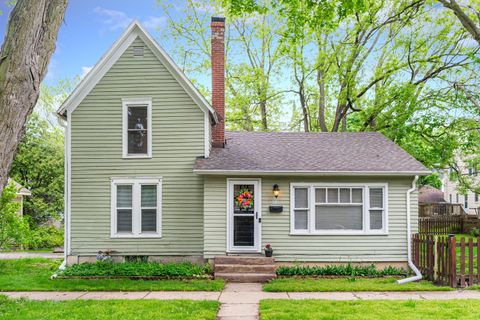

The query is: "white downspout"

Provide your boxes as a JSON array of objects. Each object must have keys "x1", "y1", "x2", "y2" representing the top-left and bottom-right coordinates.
[
  {"x1": 56, "y1": 114, "x2": 68, "y2": 270},
  {"x1": 397, "y1": 175, "x2": 422, "y2": 284}
]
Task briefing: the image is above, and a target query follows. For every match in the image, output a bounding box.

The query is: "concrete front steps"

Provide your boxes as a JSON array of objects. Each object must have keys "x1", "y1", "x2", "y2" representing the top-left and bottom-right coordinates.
[{"x1": 214, "y1": 256, "x2": 277, "y2": 283}]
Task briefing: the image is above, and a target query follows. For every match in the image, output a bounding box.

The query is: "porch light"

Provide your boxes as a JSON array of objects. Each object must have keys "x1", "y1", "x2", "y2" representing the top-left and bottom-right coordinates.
[{"x1": 273, "y1": 184, "x2": 280, "y2": 198}]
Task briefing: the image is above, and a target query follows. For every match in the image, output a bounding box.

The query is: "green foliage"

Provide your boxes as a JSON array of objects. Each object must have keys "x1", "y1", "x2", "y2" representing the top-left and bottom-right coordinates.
[
  {"x1": 275, "y1": 263, "x2": 405, "y2": 277},
  {"x1": 24, "y1": 225, "x2": 63, "y2": 250},
  {"x1": 419, "y1": 173, "x2": 443, "y2": 190},
  {"x1": 59, "y1": 261, "x2": 213, "y2": 278},
  {"x1": 470, "y1": 228, "x2": 480, "y2": 238},
  {"x1": 0, "y1": 182, "x2": 29, "y2": 250},
  {"x1": 9, "y1": 81, "x2": 74, "y2": 226}
]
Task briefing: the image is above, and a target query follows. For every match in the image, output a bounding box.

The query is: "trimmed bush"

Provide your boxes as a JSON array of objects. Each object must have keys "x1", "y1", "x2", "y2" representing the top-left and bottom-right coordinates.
[
  {"x1": 276, "y1": 264, "x2": 406, "y2": 277},
  {"x1": 58, "y1": 261, "x2": 213, "y2": 278}
]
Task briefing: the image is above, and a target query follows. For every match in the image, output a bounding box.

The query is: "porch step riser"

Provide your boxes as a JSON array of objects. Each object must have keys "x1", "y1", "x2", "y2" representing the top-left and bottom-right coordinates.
[
  {"x1": 214, "y1": 257, "x2": 275, "y2": 265},
  {"x1": 215, "y1": 273, "x2": 277, "y2": 283},
  {"x1": 214, "y1": 264, "x2": 276, "y2": 274}
]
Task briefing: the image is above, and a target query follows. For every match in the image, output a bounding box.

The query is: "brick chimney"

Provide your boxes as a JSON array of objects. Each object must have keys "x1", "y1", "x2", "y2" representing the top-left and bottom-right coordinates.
[{"x1": 211, "y1": 16, "x2": 225, "y2": 148}]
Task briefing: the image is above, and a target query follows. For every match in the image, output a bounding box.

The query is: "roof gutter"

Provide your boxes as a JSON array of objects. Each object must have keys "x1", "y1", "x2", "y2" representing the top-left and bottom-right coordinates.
[
  {"x1": 193, "y1": 169, "x2": 431, "y2": 176},
  {"x1": 397, "y1": 175, "x2": 422, "y2": 284}
]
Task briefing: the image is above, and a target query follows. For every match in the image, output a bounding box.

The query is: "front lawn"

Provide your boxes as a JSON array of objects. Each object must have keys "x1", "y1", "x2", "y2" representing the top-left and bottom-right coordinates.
[
  {"x1": 260, "y1": 299, "x2": 480, "y2": 320},
  {"x1": 0, "y1": 295, "x2": 219, "y2": 320},
  {"x1": 0, "y1": 258, "x2": 224, "y2": 291},
  {"x1": 263, "y1": 277, "x2": 453, "y2": 292}
]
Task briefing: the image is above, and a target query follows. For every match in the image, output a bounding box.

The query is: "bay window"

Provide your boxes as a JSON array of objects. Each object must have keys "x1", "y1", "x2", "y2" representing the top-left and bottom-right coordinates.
[
  {"x1": 111, "y1": 178, "x2": 162, "y2": 237},
  {"x1": 291, "y1": 183, "x2": 388, "y2": 235}
]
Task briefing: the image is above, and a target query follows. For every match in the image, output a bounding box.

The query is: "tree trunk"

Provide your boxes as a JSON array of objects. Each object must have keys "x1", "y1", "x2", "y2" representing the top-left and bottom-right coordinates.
[
  {"x1": 439, "y1": 0, "x2": 480, "y2": 45},
  {"x1": 317, "y1": 68, "x2": 328, "y2": 132},
  {"x1": 0, "y1": 0, "x2": 68, "y2": 194}
]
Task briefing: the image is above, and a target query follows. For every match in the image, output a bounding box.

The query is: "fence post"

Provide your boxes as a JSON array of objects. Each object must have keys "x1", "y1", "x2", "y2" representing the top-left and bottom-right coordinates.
[
  {"x1": 433, "y1": 235, "x2": 438, "y2": 282},
  {"x1": 449, "y1": 235, "x2": 457, "y2": 288}
]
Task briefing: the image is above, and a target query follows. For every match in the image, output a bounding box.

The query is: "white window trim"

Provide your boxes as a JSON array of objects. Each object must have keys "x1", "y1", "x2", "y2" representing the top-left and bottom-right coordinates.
[
  {"x1": 110, "y1": 177, "x2": 162, "y2": 238},
  {"x1": 290, "y1": 182, "x2": 388, "y2": 236},
  {"x1": 122, "y1": 98, "x2": 152, "y2": 158}
]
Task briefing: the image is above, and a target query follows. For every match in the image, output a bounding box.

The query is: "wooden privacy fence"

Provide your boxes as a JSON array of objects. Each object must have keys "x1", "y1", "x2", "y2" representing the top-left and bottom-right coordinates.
[
  {"x1": 418, "y1": 216, "x2": 464, "y2": 235},
  {"x1": 412, "y1": 234, "x2": 480, "y2": 288}
]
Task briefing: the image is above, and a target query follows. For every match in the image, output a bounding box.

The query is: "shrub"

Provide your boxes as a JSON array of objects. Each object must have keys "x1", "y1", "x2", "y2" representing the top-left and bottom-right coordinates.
[
  {"x1": 470, "y1": 228, "x2": 480, "y2": 238},
  {"x1": 58, "y1": 261, "x2": 213, "y2": 278},
  {"x1": 25, "y1": 225, "x2": 63, "y2": 250},
  {"x1": 0, "y1": 182, "x2": 30, "y2": 250},
  {"x1": 275, "y1": 263, "x2": 406, "y2": 277}
]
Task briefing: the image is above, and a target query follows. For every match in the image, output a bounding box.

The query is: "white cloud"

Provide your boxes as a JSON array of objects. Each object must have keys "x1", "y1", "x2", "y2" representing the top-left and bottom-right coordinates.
[
  {"x1": 143, "y1": 16, "x2": 166, "y2": 30},
  {"x1": 94, "y1": 7, "x2": 133, "y2": 31},
  {"x1": 81, "y1": 66, "x2": 93, "y2": 79}
]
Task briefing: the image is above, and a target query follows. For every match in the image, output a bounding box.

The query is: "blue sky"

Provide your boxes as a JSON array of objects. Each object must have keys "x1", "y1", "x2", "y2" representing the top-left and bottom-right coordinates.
[{"x1": 0, "y1": 0, "x2": 172, "y2": 86}]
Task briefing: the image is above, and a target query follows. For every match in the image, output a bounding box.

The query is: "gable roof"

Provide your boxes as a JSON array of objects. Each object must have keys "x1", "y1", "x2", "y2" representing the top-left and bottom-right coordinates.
[
  {"x1": 57, "y1": 21, "x2": 217, "y2": 123},
  {"x1": 194, "y1": 131, "x2": 430, "y2": 175},
  {"x1": 8, "y1": 179, "x2": 31, "y2": 196}
]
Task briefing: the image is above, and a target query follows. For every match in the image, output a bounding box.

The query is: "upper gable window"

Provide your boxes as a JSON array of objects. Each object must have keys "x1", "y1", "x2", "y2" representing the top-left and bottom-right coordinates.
[
  {"x1": 133, "y1": 46, "x2": 144, "y2": 57},
  {"x1": 122, "y1": 98, "x2": 152, "y2": 158}
]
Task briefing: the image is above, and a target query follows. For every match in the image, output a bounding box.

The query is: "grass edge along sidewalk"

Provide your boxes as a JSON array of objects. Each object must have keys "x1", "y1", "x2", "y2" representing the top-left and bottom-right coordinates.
[
  {"x1": 0, "y1": 295, "x2": 220, "y2": 320},
  {"x1": 0, "y1": 258, "x2": 224, "y2": 292}
]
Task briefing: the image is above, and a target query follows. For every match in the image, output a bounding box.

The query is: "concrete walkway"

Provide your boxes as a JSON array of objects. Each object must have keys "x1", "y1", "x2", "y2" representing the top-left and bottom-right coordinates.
[
  {"x1": 0, "y1": 252, "x2": 62, "y2": 259},
  {"x1": 5, "y1": 284, "x2": 480, "y2": 320}
]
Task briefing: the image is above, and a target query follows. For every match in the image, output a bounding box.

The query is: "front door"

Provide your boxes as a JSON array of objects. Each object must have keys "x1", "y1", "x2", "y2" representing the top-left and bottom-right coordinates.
[{"x1": 227, "y1": 179, "x2": 261, "y2": 252}]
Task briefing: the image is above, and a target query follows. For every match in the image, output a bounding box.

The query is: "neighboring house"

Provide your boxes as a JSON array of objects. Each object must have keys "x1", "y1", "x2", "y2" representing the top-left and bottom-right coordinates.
[
  {"x1": 442, "y1": 159, "x2": 480, "y2": 216},
  {"x1": 9, "y1": 179, "x2": 31, "y2": 215},
  {"x1": 57, "y1": 18, "x2": 429, "y2": 267},
  {"x1": 418, "y1": 186, "x2": 446, "y2": 205}
]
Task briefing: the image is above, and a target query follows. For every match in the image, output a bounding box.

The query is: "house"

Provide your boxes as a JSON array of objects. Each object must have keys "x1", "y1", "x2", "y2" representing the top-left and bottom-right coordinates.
[
  {"x1": 57, "y1": 18, "x2": 429, "y2": 271},
  {"x1": 9, "y1": 179, "x2": 31, "y2": 215},
  {"x1": 443, "y1": 159, "x2": 479, "y2": 216}
]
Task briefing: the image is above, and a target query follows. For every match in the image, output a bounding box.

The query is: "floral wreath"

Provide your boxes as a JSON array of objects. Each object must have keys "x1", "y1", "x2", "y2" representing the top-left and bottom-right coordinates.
[{"x1": 236, "y1": 187, "x2": 253, "y2": 210}]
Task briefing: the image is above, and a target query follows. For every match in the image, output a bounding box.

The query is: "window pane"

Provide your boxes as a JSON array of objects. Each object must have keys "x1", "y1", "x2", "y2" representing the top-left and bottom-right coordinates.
[
  {"x1": 141, "y1": 209, "x2": 157, "y2": 232},
  {"x1": 233, "y1": 216, "x2": 254, "y2": 246},
  {"x1": 315, "y1": 205, "x2": 363, "y2": 230},
  {"x1": 370, "y1": 210, "x2": 383, "y2": 230},
  {"x1": 128, "y1": 131, "x2": 148, "y2": 154},
  {"x1": 369, "y1": 188, "x2": 383, "y2": 208},
  {"x1": 327, "y1": 188, "x2": 338, "y2": 203},
  {"x1": 234, "y1": 184, "x2": 254, "y2": 214},
  {"x1": 141, "y1": 185, "x2": 157, "y2": 207},
  {"x1": 117, "y1": 185, "x2": 132, "y2": 207},
  {"x1": 340, "y1": 188, "x2": 350, "y2": 203},
  {"x1": 352, "y1": 188, "x2": 363, "y2": 203},
  {"x1": 128, "y1": 106, "x2": 148, "y2": 129},
  {"x1": 294, "y1": 210, "x2": 308, "y2": 229},
  {"x1": 117, "y1": 209, "x2": 132, "y2": 232},
  {"x1": 315, "y1": 188, "x2": 326, "y2": 203},
  {"x1": 294, "y1": 188, "x2": 308, "y2": 208}
]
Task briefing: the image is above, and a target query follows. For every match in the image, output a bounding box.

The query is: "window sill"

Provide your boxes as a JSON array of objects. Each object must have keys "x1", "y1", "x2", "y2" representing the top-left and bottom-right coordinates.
[
  {"x1": 289, "y1": 231, "x2": 388, "y2": 236},
  {"x1": 122, "y1": 155, "x2": 152, "y2": 159},
  {"x1": 111, "y1": 234, "x2": 162, "y2": 239}
]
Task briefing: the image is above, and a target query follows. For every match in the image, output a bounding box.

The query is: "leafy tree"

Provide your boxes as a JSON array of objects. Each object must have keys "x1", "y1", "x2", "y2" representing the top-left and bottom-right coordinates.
[
  {"x1": 0, "y1": 0, "x2": 68, "y2": 194},
  {"x1": 9, "y1": 80, "x2": 73, "y2": 225},
  {"x1": 0, "y1": 181, "x2": 29, "y2": 249},
  {"x1": 438, "y1": 0, "x2": 480, "y2": 45},
  {"x1": 159, "y1": 0, "x2": 286, "y2": 131}
]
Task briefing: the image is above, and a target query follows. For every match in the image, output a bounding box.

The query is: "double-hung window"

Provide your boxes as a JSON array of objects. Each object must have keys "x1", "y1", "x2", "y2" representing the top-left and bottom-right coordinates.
[
  {"x1": 291, "y1": 183, "x2": 388, "y2": 235},
  {"x1": 122, "y1": 98, "x2": 152, "y2": 158},
  {"x1": 111, "y1": 178, "x2": 162, "y2": 237}
]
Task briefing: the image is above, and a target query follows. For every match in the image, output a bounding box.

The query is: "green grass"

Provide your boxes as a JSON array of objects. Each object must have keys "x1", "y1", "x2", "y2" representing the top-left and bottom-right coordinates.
[
  {"x1": 260, "y1": 299, "x2": 480, "y2": 320},
  {"x1": 263, "y1": 277, "x2": 453, "y2": 292},
  {"x1": 0, "y1": 258, "x2": 224, "y2": 291},
  {"x1": 0, "y1": 295, "x2": 219, "y2": 320}
]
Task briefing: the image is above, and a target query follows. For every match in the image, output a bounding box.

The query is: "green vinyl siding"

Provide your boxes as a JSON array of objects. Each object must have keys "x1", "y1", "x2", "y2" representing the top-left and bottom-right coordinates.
[
  {"x1": 70, "y1": 36, "x2": 206, "y2": 255},
  {"x1": 203, "y1": 176, "x2": 418, "y2": 262}
]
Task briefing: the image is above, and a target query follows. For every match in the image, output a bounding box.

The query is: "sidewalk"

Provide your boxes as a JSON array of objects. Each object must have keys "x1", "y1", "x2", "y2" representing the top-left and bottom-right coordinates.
[
  {"x1": 0, "y1": 252, "x2": 62, "y2": 259},
  {"x1": 4, "y1": 284, "x2": 480, "y2": 320}
]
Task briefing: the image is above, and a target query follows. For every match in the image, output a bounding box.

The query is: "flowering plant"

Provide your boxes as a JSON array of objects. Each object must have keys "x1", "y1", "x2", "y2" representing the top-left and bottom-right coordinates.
[{"x1": 235, "y1": 187, "x2": 253, "y2": 210}]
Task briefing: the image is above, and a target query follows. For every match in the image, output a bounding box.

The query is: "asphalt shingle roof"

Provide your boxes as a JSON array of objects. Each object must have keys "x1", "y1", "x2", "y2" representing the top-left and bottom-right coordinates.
[{"x1": 194, "y1": 131, "x2": 429, "y2": 174}]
